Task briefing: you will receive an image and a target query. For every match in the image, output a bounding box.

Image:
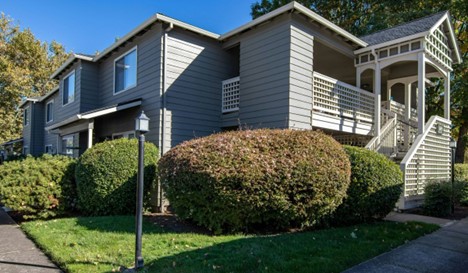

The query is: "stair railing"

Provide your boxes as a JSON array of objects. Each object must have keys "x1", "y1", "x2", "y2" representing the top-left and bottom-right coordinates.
[{"x1": 365, "y1": 109, "x2": 398, "y2": 156}]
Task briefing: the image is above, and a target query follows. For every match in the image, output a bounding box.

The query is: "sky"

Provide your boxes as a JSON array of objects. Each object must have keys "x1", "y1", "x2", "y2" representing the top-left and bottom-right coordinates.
[{"x1": 0, "y1": 0, "x2": 255, "y2": 54}]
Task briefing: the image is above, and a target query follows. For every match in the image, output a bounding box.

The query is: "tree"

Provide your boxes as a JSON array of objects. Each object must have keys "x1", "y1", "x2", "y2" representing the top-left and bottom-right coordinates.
[
  {"x1": 251, "y1": 0, "x2": 467, "y2": 162},
  {"x1": 0, "y1": 13, "x2": 69, "y2": 144}
]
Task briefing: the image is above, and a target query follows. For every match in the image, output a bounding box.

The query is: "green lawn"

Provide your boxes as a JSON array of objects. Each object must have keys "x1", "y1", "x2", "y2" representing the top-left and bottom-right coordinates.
[{"x1": 21, "y1": 216, "x2": 438, "y2": 273}]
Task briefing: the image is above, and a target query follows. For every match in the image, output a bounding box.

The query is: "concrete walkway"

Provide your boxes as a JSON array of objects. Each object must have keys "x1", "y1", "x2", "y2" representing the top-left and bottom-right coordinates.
[
  {"x1": 0, "y1": 208, "x2": 62, "y2": 273},
  {"x1": 344, "y1": 214, "x2": 468, "y2": 273}
]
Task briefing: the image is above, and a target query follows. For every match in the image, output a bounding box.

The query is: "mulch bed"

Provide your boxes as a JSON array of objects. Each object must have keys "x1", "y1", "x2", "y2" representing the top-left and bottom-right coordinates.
[{"x1": 144, "y1": 212, "x2": 213, "y2": 235}]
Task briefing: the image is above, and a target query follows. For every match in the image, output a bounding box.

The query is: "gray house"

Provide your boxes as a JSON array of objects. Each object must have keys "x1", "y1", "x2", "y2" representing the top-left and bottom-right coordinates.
[{"x1": 17, "y1": 2, "x2": 461, "y2": 209}]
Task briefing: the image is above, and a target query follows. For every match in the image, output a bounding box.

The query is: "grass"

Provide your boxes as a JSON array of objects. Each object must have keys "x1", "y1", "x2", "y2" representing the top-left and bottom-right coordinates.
[{"x1": 21, "y1": 216, "x2": 438, "y2": 273}]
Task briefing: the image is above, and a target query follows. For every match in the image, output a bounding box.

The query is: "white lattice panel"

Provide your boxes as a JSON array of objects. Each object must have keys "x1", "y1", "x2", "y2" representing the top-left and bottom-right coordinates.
[
  {"x1": 313, "y1": 72, "x2": 375, "y2": 125},
  {"x1": 425, "y1": 25, "x2": 452, "y2": 69},
  {"x1": 222, "y1": 76, "x2": 240, "y2": 113},
  {"x1": 333, "y1": 135, "x2": 371, "y2": 147},
  {"x1": 401, "y1": 116, "x2": 451, "y2": 197}
]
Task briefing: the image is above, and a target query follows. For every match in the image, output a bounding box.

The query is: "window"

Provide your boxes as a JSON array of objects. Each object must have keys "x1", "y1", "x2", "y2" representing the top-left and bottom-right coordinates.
[
  {"x1": 62, "y1": 135, "x2": 74, "y2": 156},
  {"x1": 112, "y1": 131, "x2": 135, "y2": 139},
  {"x1": 23, "y1": 146, "x2": 29, "y2": 155},
  {"x1": 46, "y1": 100, "x2": 54, "y2": 123},
  {"x1": 63, "y1": 71, "x2": 75, "y2": 105},
  {"x1": 45, "y1": 145, "x2": 53, "y2": 154},
  {"x1": 23, "y1": 107, "x2": 29, "y2": 126},
  {"x1": 114, "y1": 47, "x2": 137, "y2": 94}
]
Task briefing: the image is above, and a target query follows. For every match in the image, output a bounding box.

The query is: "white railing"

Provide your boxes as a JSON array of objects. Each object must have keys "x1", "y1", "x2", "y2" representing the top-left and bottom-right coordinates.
[
  {"x1": 382, "y1": 100, "x2": 418, "y2": 152},
  {"x1": 333, "y1": 135, "x2": 372, "y2": 147},
  {"x1": 382, "y1": 100, "x2": 418, "y2": 122},
  {"x1": 222, "y1": 76, "x2": 240, "y2": 113},
  {"x1": 425, "y1": 25, "x2": 452, "y2": 69},
  {"x1": 365, "y1": 109, "x2": 397, "y2": 156},
  {"x1": 313, "y1": 72, "x2": 375, "y2": 125},
  {"x1": 400, "y1": 116, "x2": 452, "y2": 202}
]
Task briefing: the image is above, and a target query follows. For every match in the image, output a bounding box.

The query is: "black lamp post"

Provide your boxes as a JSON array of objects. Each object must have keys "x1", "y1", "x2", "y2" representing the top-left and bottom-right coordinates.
[
  {"x1": 134, "y1": 111, "x2": 149, "y2": 270},
  {"x1": 449, "y1": 138, "x2": 457, "y2": 214}
]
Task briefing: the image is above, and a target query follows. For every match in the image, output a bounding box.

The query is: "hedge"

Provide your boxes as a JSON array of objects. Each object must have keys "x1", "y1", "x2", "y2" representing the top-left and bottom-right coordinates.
[
  {"x1": 159, "y1": 129, "x2": 351, "y2": 234},
  {"x1": 423, "y1": 181, "x2": 452, "y2": 217},
  {"x1": 327, "y1": 146, "x2": 403, "y2": 225},
  {"x1": 0, "y1": 154, "x2": 76, "y2": 219},
  {"x1": 75, "y1": 138, "x2": 159, "y2": 216}
]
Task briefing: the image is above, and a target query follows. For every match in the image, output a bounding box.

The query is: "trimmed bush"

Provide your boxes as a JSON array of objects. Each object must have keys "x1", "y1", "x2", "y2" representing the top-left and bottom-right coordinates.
[
  {"x1": 159, "y1": 129, "x2": 351, "y2": 234},
  {"x1": 75, "y1": 138, "x2": 158, "y2": 216},
  {"x1": 328, "y1": 146, "x2": 403, "y2": 225},
  {"x1": 455, "y1": 164, "x2": 468, "y2": 182},
  {"x1": 423, "y1": 181, "x2": 452, "y2": 217},
  {"x1": 0, "y1": 154, "x2": 76, "y2": 219}
]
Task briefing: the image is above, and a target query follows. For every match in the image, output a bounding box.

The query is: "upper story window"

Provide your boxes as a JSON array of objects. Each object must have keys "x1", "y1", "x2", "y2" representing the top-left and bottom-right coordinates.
[
  {"x1": 23, "y1": 107, "x2": 29, "y2": 126},
  {"x1": 46, "y1": 100, "x2": 54, "y2": 123},
  {"x1": 114, "y1": 47, "x2": 137, "y2": 94},
  {"x1": 63, "y1": 71, "x2": 75, "y2": 106}
]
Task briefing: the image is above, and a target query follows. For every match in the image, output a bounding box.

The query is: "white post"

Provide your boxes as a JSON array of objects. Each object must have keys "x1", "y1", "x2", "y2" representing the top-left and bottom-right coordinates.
[
  {"x1": 387, "y1": 83, "x2": 392, "y2": 102},
  {"x1": 417, "y1": 52, "x2": 425, "y2": 134},
  {"x1": 87, "y1": 119, "x2": 94, "y2": 149},
  {"x1": 444, "y1": 71, "x2": 451, "y2": 120},
  {"x1": 404, "y1": 82, "x2": 412, "y2": 149},
  {"x1": 356, "y1": 67, "x2": 361, "y2": 89},
  {"x1": 374, "y1": 63, "x2": 381, "y2": 139}
]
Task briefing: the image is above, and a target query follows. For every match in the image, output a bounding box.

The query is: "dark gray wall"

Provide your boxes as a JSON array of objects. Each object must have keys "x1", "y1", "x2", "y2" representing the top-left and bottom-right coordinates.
[
  {"x1": 163, "y1": 28, "x2": 235, "y2": 152},
  {"x1": 80, "y1": 61, "x2": 100, "y2": 112},
  {"x1": 21, "y1": 102, "x2": 32, "y2": 154},
  {"x1": 43, "y1": 92, "x2": 59, "y2": 154},
  {"x1": 54, "y1": 62, "x2": 81, "y2": 124}
]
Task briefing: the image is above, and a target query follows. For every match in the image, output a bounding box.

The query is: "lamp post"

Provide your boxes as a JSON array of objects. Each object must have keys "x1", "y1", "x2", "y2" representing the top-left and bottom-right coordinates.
[
  {"x1": 449, "y1": 138, "x2": 457, "y2": 214},
  {"x1": 134, "y1": 111, "x2": 149, "y2": 270}
]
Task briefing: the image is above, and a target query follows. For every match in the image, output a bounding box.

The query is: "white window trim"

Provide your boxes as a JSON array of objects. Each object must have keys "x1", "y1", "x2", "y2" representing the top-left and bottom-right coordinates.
[
  {"x1": 62, "y1": 70, "x2": 76, "y2": 107},
  {"x1": 45, "y1": 99, "x2": 54, "y2": 123},
  {"x1": 45, "y1": 144, "x2": 53, "y2": 154},
  {"x1": 23, "y1": 106, "x2": 30, "y2": 126},
  {"x1": 113, "y1": 46, "x2": 138, "y2": 95},
  {"x1": 112, "y1": 130, "x2": 136, "y2": 139}
]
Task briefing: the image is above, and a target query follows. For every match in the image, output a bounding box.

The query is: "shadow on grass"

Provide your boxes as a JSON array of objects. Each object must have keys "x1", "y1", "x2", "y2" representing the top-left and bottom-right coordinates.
[{"x1": 96, "y1": 220, "x2": 435, "y2": 273}]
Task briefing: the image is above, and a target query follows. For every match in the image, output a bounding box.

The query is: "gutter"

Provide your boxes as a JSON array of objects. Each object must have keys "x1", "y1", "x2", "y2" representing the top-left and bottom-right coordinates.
[{"x1": 161, "y1": 23, "x2": 173, "y2": 157}]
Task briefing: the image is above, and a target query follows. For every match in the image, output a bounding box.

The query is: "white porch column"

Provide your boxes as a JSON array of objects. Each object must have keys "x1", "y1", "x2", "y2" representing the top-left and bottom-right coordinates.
[
  {"x1": 444, "y1": 71, "x2": 451, "y2": 120},
  {"x1": 87, "y1": 119, "x2": 94, "y2": 149},
  {"x1": 404, "y1": 82, "x2": 412, "y2": 149},
  {"x1": 387, "y1": 83, "x2": 391, "y2": 102},
  {"x1": 356, "y1": 67, "x2": 361, "y2": 89},
  {"x1": 374, "y1": 63, "x2": 381, "y2": 138},
  {"x1": 417, "y1": 52, "x2": 426, "y2": 134}
]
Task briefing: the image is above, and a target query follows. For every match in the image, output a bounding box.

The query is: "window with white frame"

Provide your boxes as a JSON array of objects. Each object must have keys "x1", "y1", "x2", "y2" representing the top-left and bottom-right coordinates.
[
  {"x1": 112, "y1": 131, "x2": 136, "y2": 140},
  {"x1": 46, "y1": 100, "x2": 54, "y2": 123},
  {"x1": 63, "y1": 71, "x2": 75, "y2": 105},
  {"x1": 23, "y1": 107, "x2": 30, "y2": 126},
  {"x1": 114, "y1": 47, "x2": 137, "y2": 94},
  {"x1": 61, "y1": 135, "x2": 74, "y2": 156},
  {"x1": 45, "y1": 145, "x2": 53, "y2": 154}
]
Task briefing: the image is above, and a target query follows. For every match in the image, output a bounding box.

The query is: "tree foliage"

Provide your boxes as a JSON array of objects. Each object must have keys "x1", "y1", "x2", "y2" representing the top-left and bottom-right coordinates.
[
  {"x1": 0, "y1": 13, "x2": 69, "y2": 144},
  {"x1": 251, "y1": 0, "x2": 467, "y2": 162}
]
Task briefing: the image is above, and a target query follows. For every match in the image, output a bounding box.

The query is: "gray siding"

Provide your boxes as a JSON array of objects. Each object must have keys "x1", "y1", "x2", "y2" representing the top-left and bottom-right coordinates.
[
  {"x1": 237, "y1": 14, "x2": 291, "y2": 128},
  {"x1": 80, "y1": 61, "x2": 100, "y2": 112},
  {"x1": 21, "y1": 102, "x2": 32, "y2": 154},
  {"x1": 44, "y1": 92, "x2": 60, "y2": 153},
  {"x1": 30, "y1": 103, "x2": 45, "y2": 156},
  {"x1": 98, "y1": 24, "x2": 162, "y2": 146},
  {"x1": 54, "y1": 62, "x2": 81, "y2": 124},
  {"x1": 163, "y1": 28, "x2": 234, "y2": 152},
  {"x1": 289, "y1": 19, "x2": 314, "y2": 130}
]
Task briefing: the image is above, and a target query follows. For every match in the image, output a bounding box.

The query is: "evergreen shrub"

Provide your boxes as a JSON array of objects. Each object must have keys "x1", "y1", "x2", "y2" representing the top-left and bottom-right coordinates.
[
  {"x1": 159, "y1": 129, "x2": 351, "y2": 234},
  {"x1": 0, "y1": 154, "x2": 76, "y2": 219},
  {"x1": 75, "y1": 138, "x2": 158, "y2": 215}
]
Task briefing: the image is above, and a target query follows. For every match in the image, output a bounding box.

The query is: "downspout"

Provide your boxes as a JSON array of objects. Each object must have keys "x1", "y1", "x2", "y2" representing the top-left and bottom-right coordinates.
[
  {"x1": 159, "y1": 22, "x2": 173, "y2": 213},
  {"x1": 161, "y1": 22, "x2": 173, "y2": 157}
]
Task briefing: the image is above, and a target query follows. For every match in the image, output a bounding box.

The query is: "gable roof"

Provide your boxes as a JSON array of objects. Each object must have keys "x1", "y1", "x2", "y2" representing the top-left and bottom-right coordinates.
[
  {"x1": 50, "y1": 53, "x2": 94, "y2": 79},
  {"x1": 360, "y1": 11, "x2": 446, "y2": 46},
  {"x1": 220, "y1": 1, "x2": 367, "y2": 47}
]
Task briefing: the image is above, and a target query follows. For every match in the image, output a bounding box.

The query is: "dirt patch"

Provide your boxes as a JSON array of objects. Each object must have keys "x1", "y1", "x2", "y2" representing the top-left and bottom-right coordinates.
[{"x1": 144, "y1": 213, "x2": 213, "y2": 235}]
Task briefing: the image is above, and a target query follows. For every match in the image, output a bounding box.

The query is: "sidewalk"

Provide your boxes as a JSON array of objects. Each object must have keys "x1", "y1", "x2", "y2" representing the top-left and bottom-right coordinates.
[
  {"x1": 343, "y1": 213, "x2": 468, "y2": 273},
  {"x1": 0, "y1": 208, "x2": 62, "y2": 273}
]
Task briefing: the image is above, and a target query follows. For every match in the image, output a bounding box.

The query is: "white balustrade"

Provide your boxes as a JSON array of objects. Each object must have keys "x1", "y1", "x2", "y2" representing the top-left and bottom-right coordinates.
[{"x1": 222, "y1": 76, "x2": 240, "y2": 113}]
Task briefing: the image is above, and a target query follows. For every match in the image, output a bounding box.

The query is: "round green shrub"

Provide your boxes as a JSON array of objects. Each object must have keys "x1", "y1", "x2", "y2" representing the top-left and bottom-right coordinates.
[
  {"x1": 329, "y1": 146, "x2": 403, "y2": 225},
  {"x1": 423, "y1": 181, "x2": 452, "y2": 217},
  {"x1": 159, "y1": 129, "x2": 351, "y2": 234},
  {"x1": 0, "y1": 154, "x2": 76, "y2": 219},
  {"x1": 75, "y1": 138, "x2": 159, "y2": 216}
]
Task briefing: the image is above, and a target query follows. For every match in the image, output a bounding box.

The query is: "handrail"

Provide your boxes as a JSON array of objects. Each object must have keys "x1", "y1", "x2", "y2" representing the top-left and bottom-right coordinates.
[
  {"x1": 366, "y1": 108, "x2": 397, "y2": 152},
  {"x1": 314, "y1": 72, "x2": 376, "y2": 97},
  {"x1": 400, "y1": 116, "x2": 451, "y2": 167}
]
